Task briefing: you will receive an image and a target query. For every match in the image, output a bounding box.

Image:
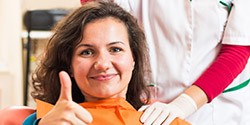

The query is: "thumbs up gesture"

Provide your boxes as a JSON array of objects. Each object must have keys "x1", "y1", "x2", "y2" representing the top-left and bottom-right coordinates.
[{"x1": 39, "y1": 71, "x2": 93, "y2": 125}]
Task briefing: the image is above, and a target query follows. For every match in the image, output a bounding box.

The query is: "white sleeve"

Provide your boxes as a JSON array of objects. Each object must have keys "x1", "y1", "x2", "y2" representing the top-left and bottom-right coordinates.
[
  {"x1": 222, "y1": 0, "x2": 250, "y2": 45},
  {"x1": 113, "y1": 0, "x2": 141, "y2": 14}
]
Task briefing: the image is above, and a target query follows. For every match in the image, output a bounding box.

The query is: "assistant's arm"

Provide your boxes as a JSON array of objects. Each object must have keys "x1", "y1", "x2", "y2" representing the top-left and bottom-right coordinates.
[{"x1": 188, "y1": 45, "x2": 250, "y2": 108}]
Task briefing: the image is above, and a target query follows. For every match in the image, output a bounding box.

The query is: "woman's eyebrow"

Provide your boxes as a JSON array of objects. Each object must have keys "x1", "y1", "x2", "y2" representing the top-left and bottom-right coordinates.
[
  {"x1": 76, "y1": 43, "x2": 93, "y2": 49},
  {"x1": 76, "y1": 41, "x2": 126, "y2": 49},
  {"x1": 108, "y1": 41, "x2": 125, "y2": 46}
]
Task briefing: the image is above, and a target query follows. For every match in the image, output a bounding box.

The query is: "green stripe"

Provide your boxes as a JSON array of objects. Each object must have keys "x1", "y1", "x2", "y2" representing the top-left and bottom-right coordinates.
[
  {"x1": 147, "y1": 83, "x2": 157, "y2": 87},
  {"x1": 219, "y1": 1, "x2": 232, "y2": 12},
  {"x1": 223, "y1": 78, "x2": 250, "y2": 93}
]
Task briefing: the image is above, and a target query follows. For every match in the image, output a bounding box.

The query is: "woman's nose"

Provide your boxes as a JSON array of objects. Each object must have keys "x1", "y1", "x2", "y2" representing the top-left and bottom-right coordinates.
[{"x1": 94, "y1": 53, "x2": 112, "y2": 71}]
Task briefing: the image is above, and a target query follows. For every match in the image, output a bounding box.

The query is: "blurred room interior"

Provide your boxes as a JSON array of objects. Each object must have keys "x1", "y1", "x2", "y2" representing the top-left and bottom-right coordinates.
[{"x1": 0, "y1": 0, "x2": 80, "y2": 109}]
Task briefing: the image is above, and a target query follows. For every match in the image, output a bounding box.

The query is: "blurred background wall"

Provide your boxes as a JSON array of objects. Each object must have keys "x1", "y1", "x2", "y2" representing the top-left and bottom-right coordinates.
[{"x1": 0, "y1": 0, "x2": 80, "y2": 109}]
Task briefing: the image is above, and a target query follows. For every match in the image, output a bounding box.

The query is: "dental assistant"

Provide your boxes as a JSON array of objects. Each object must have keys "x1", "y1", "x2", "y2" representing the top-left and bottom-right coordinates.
[{"x1": 80, "y1": 0, "x2": 250, "y2": 124}]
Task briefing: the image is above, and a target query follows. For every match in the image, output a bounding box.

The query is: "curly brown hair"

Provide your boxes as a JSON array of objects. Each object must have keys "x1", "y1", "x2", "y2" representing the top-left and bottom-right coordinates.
[{"x1": 31, "y1": 1, "x2": 151, "y2": 110}]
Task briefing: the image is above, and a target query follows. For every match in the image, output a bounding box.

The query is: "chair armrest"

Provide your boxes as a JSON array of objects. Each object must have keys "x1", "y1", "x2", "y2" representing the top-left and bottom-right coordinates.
[{"x1": 0, "y1": 106, "x2": 35, "y2": 125}]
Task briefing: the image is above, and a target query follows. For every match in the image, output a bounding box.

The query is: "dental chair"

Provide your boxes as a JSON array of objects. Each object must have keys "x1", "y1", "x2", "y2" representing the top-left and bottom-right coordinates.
[{"x1": 0, "y1": 106, "x2": 35, "y2": 125}]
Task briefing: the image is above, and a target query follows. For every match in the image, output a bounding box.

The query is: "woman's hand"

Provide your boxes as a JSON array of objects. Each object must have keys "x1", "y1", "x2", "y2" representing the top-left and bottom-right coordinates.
[{"x1": 39, "y1": 71, "x2": 93, "y2": 125}]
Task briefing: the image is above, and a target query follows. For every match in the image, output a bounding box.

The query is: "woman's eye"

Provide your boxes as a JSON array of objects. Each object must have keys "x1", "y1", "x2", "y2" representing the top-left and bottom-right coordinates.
[
  {"x1": 80, "y1": 49, "x2": 94, "y2": 56},
  {"x1": 110, "y1": 47, "x2": 122, "y2": 53}
]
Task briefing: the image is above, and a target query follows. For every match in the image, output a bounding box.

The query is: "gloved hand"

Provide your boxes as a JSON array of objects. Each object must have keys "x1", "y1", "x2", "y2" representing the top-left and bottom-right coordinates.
[{"x1": 138, "y1": 94, "x2": 197, "y2": 125}]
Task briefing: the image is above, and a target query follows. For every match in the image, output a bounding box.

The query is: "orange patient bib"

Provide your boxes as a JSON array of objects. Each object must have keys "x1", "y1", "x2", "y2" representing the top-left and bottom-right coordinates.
[{"x1": 36, "y1": 98, "x2": 190, "y2": 125}]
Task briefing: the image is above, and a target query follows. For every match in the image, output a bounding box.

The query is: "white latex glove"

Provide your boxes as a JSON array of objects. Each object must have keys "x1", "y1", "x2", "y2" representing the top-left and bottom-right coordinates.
[{"x1": 138, "y1": 94, "x2": 197, "y2": 125}]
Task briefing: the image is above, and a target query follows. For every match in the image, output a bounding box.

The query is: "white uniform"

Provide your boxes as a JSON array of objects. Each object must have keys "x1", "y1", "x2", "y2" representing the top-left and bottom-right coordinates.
[{"x1": 115, "y1": 0, "x2": 250, "y2": 125}]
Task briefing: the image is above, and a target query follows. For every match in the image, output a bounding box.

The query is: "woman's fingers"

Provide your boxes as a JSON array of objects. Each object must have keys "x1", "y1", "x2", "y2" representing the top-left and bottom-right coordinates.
[
  {"x1": 39, "y1": 71, "x2": 93, "y2": 125},
  {"x1": 71, "y1": 102, "x2": 93, "y2": 124},
  {"x1": 58, "y1": 71, "x2": 73, "y2": 102},
  {"x1": 58, "y1": 71, "x2": 93, "y2": 124}
]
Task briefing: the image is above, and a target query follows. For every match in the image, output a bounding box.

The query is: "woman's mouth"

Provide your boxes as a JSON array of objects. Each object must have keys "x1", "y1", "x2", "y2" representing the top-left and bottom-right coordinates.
[{"x1": 90, "y1": 74, "x2": 117, "y2": 81}]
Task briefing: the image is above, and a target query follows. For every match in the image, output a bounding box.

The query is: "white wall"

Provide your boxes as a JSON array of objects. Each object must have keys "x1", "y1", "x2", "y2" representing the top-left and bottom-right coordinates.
[
  {"x1": 22, "y1": 0, "x2": 80, "y2": 10},
  {"x1": 0, "y1": 0, "x2": 80, "y2": 109},
  {"x1": 0, "y1": 0, "x2": 23, "y2": 109}
]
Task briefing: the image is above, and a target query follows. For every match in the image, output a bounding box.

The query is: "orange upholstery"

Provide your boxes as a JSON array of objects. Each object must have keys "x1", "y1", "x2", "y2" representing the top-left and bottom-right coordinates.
[{"x1": 0, "y1": 106, "x2": 35, "y2": 125}]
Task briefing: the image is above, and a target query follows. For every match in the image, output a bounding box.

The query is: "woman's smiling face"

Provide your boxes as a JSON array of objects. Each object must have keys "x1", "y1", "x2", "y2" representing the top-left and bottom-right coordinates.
[{"x1": 71, "y1": 17, "x2": 135, "y2": 102}]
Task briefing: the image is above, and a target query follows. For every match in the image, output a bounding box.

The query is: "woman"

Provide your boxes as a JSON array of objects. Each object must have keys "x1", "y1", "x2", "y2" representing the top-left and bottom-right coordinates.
[{"x1": 23, "y1": 1, "x2": 189, "y2": 125}]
